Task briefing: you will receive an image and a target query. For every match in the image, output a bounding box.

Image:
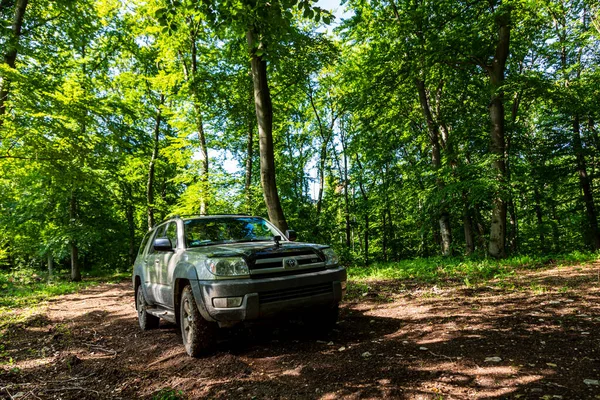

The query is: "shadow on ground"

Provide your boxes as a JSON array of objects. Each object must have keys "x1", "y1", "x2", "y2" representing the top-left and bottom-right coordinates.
[{"x1": 1, "y1": 263, "x2": 599, "y2": 399}]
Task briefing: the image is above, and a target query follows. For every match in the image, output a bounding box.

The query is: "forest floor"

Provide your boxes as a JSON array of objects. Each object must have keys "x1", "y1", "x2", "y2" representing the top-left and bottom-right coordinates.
[{"x1": 1, "y1": 261, "x2": 600, "y2": 399}]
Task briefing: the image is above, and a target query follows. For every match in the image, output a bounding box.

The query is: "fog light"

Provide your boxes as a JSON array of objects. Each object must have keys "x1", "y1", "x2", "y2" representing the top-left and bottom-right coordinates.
[
  {"x1": 212, "y1": 297, "x2": 243, "y2": 308},
  {"x1": 341, "y1": 281, "x2": 347, "y2": 290}
]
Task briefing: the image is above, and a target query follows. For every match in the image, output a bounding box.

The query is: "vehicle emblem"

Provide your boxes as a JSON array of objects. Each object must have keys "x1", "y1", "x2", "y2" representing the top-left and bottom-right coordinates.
[{"x1": 283, "y1": 257, "x2": 299, "y2": 269}]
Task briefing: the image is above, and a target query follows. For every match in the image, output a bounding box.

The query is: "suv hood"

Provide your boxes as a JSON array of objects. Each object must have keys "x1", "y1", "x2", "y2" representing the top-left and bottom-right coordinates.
[{"x1": 186, "y1": 241, "x2": 327, "y2": 260}]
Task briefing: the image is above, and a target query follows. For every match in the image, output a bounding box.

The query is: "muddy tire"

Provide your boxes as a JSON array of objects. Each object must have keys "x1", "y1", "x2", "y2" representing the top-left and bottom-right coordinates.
[
  {"x1": 180, "y1": 285, "x2": 217, "y2": 357},
  {"x1": 136, "y1": 287, "x2": 159, "y2": 330}
]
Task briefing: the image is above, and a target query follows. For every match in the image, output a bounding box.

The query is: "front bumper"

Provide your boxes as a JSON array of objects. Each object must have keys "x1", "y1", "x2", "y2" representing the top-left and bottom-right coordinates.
[{"x1": 191, "y1": 267, "x2": 346, "y2": 323}]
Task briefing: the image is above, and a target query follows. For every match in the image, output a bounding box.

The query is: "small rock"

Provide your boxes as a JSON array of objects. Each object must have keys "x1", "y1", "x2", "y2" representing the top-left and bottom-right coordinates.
[
  {"x1": 581, "y1": 332, "x2": 590, "y2": 335},
  {"x1": 584, "y1": 379, "x2": 600, "y2": 386},
  {"x1": 338, "y1": 346, "x2": 346, "y2": 352},
  {"x1": 546, "y1": 363, "x2": 557, "y2": 367},
  {"x1": 548, "y1": 300, "x2": 561, "y2": 305},
  {"x1": 485, "y1": 357, "x2": 502, "y2": 362},
  {"x1": 419, "y1": 347, "x2": 428, "y2": 351},
  {"x1": 361, "y1": 351, "x2": 372, "y2": 358},
  {"x1": 402, "y1": 341, "x2": 409, "y2": 344},
  {"x1": 327, "y1": 341, "x2": 334, "y2": 346}
]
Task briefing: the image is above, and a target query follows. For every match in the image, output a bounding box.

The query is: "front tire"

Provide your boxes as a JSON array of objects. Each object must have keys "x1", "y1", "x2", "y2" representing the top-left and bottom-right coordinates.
[
  {"x1": 180, "y1": 285, "x2": 217, "y2": 357},
  {"x1": 136, "y1": 287, "x2": 159, "y2": 330}
]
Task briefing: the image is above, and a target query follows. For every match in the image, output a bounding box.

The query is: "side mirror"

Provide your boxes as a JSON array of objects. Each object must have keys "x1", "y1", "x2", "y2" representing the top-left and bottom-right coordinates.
[
  {"x1": 153, "y1": 237, "x2": 173, "y2": 252},
  {"x1": 286, "y1": 230, "x2": 297, "y2": 242}
]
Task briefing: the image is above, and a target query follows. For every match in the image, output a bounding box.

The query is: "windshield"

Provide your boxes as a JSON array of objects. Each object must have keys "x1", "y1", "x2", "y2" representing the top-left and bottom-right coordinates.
[{"x1": 184, "y1": 217, "x2": 282, "y2": 248}]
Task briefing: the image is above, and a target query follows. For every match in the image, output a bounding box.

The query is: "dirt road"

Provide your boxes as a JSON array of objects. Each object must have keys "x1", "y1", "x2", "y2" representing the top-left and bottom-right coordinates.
[{"x1": 1, "y1": 263, "x2": 600, "y2": 399}]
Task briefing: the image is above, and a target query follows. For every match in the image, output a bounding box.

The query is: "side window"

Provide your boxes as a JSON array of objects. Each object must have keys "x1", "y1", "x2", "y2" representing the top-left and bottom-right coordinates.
[
  {"x1": 147, "y1": 224, "x2": 167, "y2": 255},
  {"x1": 138, "y1": 231, "x2": 151, "y2": 256},
  {"x1": 165, "y1": 222, "x2": 178, "y2": 249}
]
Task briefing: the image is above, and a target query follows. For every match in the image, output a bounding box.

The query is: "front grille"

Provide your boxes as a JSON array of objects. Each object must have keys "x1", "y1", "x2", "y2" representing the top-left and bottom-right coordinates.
[
  {"x1": 251, "y1": 267, "x2": 326, "y2": 280},
  {"x1": 259, "y1": 282, "x2": 332, "y2": 304},
  {"x1": 251, "y1": 250, "x2": 321, "y2": 270}
]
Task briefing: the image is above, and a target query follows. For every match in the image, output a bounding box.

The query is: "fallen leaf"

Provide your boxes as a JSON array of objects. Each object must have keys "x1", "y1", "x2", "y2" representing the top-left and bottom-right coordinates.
[
  {"x1": 546, "y1": 363, "x2": 557, "y2": 367},
  {"x1": 361, "y1": 351, "x2": 372, "y2": 358},
  {"x1": 584, "y1": 379, "x2": 600, "y2": 386},
  {"x1": 338, "y1": 346, "x2": 346, "y2": 352}
]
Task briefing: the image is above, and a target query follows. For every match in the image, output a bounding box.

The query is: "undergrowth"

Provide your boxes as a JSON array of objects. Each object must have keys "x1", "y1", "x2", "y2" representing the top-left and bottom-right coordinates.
[{"x1": 347, "y1": 251, "x2": 599, "y2": 285}]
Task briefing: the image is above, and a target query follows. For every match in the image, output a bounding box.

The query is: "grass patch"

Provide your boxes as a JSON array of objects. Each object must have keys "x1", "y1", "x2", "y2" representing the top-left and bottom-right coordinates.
[{"x1": 347, "y1": 251, "x2": 599, "y2": 286}]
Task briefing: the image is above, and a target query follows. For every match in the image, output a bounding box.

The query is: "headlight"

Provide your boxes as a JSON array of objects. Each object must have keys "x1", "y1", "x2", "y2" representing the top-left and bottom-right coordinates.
[
  {"x1": 322, "y1": 248, "x2": 339, "y2": 266},
  {"x1": 206, "y1": 257, "x2": 249, "y2": 277}
]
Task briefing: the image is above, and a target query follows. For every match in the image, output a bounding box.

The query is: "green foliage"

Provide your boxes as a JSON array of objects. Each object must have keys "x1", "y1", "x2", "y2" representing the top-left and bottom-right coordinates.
[
  {"x1": 347, "y1": 251, "x2": 599, "y2": 285},
  {"x1": 152, "y1": 388, "x2": 186, "y2": 400},
  {"x1": 2, "y1": 0, "x2": 600, "y2": 280}
]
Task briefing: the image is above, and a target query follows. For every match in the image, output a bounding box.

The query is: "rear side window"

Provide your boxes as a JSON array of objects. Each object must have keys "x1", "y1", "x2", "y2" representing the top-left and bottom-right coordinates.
[
  {"x1": 148, "y1": 224, "x2": 168, "y2": 255},
  {"x1": 165, "y1": 222, "x2": 178, "y2": 249},
  {"x1": 138, "y1": 231, "x2": 151, "y2": 256}
]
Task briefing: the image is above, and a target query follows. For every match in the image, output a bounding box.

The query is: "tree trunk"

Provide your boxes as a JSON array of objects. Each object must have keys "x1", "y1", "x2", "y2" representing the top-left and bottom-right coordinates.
[
  {"x1": 246, "y1": 29, "x2": 288, "y2": 232},
  {"x1": 316, "y1": 140, "x2": 327, "y2": 218},
  {"x1": 364, "y1": 213, "x2": 369, "y2": 266},
  {"x1": 463, "y1": 193, "x2": 475, "y2": 255},
  {"x1": 47, "y1": 253, "x2": 53, "y2": 281},
  {"x1": 147, "y1": 95, "x2": 163, "y2": 230},
  {"x1": 533, "y1": 186, "x2": 546, "y2": 252},
  {"x1": 551, "y1": 203, "x2": 560, "y2": 252},
  {"x1": 339, "y1": 127, "x2": 351, "y2": 248},
  {"x1": 486, "y1": 10, "x2": 511, "y2": 258},
  {"x1": 70, "y1": 191, "x2": 81, "y2": 282},
  {"x1": 0, "y1": 0, "x2": 28, "y2": 131},
  {"x1": 415, "y1": 78, "x2": 452, "y2": 255},
  {"x1": 573, "y1": 115, "x2": 600, "y2": 249},
  {"x1": 126, "y1": 189, "x2": 136, "y2": 266},
  {"x1": 194, "y1": 105, "x2": 209, "y2": 215},
  {"x1": 245, "y1": 120, "x2": 254, "y2": 214},
  {"x1": 382, "y1": 213, "x2": 388, "y2": 261}
]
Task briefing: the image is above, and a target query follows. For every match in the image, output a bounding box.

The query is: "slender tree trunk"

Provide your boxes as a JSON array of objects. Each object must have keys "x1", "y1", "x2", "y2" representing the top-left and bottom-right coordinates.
[
  {"x1": 181, "y1": 36, "x2": 209, "y2": 214},
  {"x1": 486, "y1": 10, "x2": 511, "y2": 258},
  {"x1": 382, "y1": 213, "x2": 388, "y2": 261},
  {"x1": 551, "y1": 203, "x2": 560, "y2": 252},
  {"x1": 190, "y1": 38, "x2": 208, "y2": 214},
  {"x1": 533, "y1": 186, "x2": 546, "y2": 252},
  {"x1": 463, "y1": 192, "x2": 475, "y2": 255},
  {"x1": 0, "y1": 0, "x2": 28, "y2": 131},
  {"x1": 316, "y1": 140, "x2": 327, "y2": 218},
  {"x1": 70, "y1": 191, "x2": 81, "y2": 282},
  {"x1": 246, "y1": 29, "x2": 288, "y2": 232},
  {"x1": 47, "y1": 253, "x2": 53, "y2": 281},
  {"x1": 194, "y1": 105, "x2": 209, "y2": 215},
  {"x1": 339, "y1": 128, "x2": 351, "y2": 248},
  {"x1": 147, "y1": 95, "x2": 163, "y2": 230},
  {"x1": 573, "y1": 115, "x2": 600, "y2": 249},
  {"x1": 126, "y1": 186, "x2": 135, "y2": 266},
  {"x1": 245, "y1": 120, "x2": 254, "y2": 214},
  {"x1": 415, "y1": 78, "x2": 452, "y2": 255}
]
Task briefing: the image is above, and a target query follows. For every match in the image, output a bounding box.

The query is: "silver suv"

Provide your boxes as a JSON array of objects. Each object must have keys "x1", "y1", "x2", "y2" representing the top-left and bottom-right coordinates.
[{"x1": 132, "y1": 215, "x2": 347, "y2": 357}]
